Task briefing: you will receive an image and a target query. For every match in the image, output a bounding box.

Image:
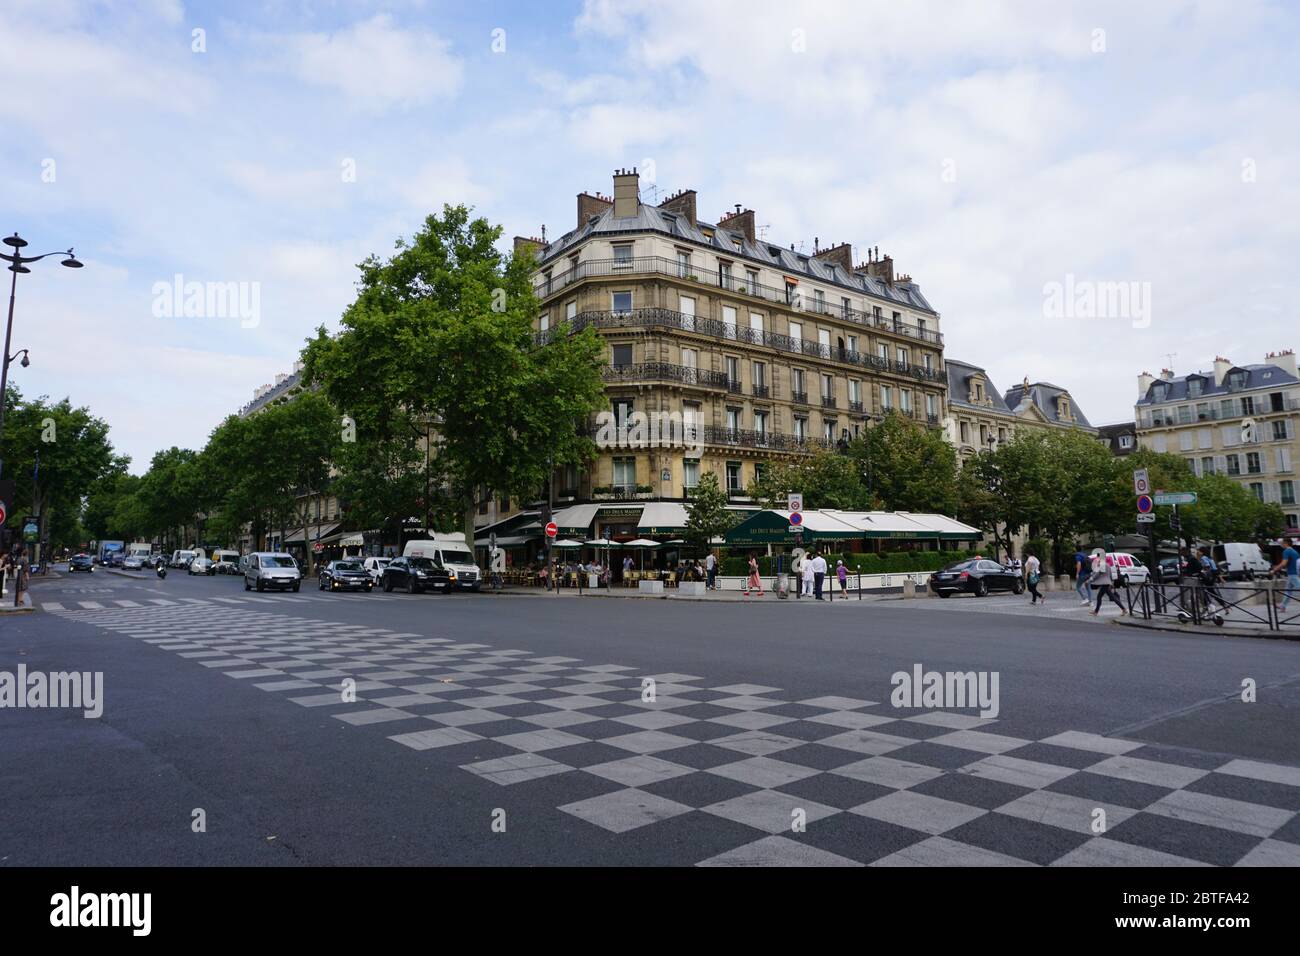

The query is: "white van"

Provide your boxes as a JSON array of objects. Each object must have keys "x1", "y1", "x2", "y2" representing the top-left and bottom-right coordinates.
[
  {"x1": 170, "y1": 549, "x2": 198, "y2": 569},
  {"x1": 1213, "y1": 542, "x2": 1270, "y2": 580},
  {"x1": 362, "y1": 556, "x2": 392, "y2": 584},
  {"x1": 403, "y1": 535, "x2": 481, "y2": 591}
]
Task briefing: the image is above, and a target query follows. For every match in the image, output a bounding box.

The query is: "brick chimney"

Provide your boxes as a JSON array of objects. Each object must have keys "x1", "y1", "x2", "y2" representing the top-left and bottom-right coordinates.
[
  {"x1": 612, "y1": 167, "x2": 639, "y2": 218},
  {"x1": 814, "y1": 241, "x2": 853, "y2": 273},
  {"x1": 658, "y1": 189, "x2": 697, "y2": 226},
  {"x1": 577, "y1": 191, "x2": 612, "y2": 228},
  {"x1": 1213, "y1": 356, "x2": 1232, "y2": 385},
  {"x1": 719, "y1": 205, "x2": 755, "y2": 243},
  {"x1": 513, "y1": 235, "x2": 546, "y2": 261},
  {"x1": 855, "y1": 246, "x2": 894, "y2": 284},
  {"x1": 1266, "y1": 349, "x2": 1298, "y2": 378}
]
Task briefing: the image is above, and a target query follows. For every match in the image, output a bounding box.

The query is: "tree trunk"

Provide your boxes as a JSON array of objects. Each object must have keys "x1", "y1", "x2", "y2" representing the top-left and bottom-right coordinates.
[{"x1": 463, "y1": 501, "x2": 476, "y2": 553}]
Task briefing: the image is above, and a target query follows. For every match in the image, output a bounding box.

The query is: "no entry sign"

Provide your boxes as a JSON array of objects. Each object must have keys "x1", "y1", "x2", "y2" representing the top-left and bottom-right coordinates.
[
  {"x1": 545, "y1": 521, "x2": 558, "y2": 539},
  {"x1": 0, "y1": 501, "x2": 7, "y2": 526}
]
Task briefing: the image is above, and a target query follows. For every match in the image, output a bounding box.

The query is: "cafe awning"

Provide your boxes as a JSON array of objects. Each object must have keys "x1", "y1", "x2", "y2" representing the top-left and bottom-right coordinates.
[
  {"x1": 724, "y1": 509, "x2": 982, "y2": 546},
  {"x1": 637, "y1": 502, "x2": 688, "y2": 534},
  {"x1": 283, "y1": 523, "x2": 339, "y2": 544},
  {"x1": 552, "y1": 504, "x2": 600, "y2": 536}
]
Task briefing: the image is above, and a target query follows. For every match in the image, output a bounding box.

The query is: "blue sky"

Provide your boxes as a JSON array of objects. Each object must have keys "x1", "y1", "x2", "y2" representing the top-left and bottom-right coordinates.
[{"x1": 4, "y1": 0, "x2": 1299, "y2": 471}]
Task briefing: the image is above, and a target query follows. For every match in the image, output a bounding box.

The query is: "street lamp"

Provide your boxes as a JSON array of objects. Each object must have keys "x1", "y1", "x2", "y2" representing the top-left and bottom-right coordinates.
[{"x1": 0, "y1": 233, "x2": 83, "y2": 480}]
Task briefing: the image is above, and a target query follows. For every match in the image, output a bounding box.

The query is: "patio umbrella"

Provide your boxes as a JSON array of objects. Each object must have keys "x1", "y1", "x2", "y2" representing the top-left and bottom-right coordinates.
[
  {"x1": 551, "y1": 539, "x2": 583, "y2": 548},
  {"x1": 623, "y1": 538, "x2": 660, "y2": 572}
]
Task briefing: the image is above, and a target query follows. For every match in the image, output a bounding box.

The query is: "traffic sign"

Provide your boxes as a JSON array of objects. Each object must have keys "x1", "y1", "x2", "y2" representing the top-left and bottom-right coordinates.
[
  {"x1": 1154, "y1": 491, "x2": 1197, "y2": 505},
  {"x1": 1133, "y1": 468, "x2": 1149, "y2": 495},
  {"x1": 1170, "y1": 513, "x2": 1182, "y2": 532},
  {"x1": 545, "y1": 521, "x2": 558, "y2": 539},
  {"x1": 1136, "y1": 494, "x2": 1153, "y2": 514},
  {"x1": 787, "y1": 493, "x2": 803, "y2": 513},
  {"x1": 789, "y1": 511, "x2": 803, "y2": 527},
  {"x1": 1137, "y1": 513, "x2": 1155, "y2": 523},
  {"x1": 0, "y1": 501, "x2": 6, "y2": 526}
]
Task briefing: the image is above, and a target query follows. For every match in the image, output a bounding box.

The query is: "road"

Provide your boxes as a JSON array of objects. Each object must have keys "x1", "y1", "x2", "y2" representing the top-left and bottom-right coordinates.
[{"x1": 3, "y1": 566, "x2": 1299, "y2": 866}]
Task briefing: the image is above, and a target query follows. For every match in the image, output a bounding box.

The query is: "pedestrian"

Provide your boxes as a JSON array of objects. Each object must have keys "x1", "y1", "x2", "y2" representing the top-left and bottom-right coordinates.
[
  {"x1": 812, "y1": 550, "x2": 827, "y2": 600},
  {"x1": 1008, "y1": 552, "x2": 1022, "y2": 577},
  {"x1": 1089, "y1": 548, "x2": 1126, "y2": 615},
  {"x1": 801, "y1": 551, "x2": 815, "y2": 597},
  {"x1": 1197, "y1": 546, "x2": 1224, "y2": 613},
  {"x1": 13, "y1": 547, "x2": 30, "y2": 607},
  {"x1": 1272, "y1": 536, "x2": 1300, "y2": 613},
  {"x1": 1073, "y1": 546, "x2": 1092, "y2": 605},
  {"x1": 836, "y1": 559, "x2": 848, "y2": 595},
  {"x1": 1024, "y1": 550, "x2": 1045, "y2": 605},
  {"x1": 743, "y1": 552, "x2": 764, "y2": 597},
  {"x1": 705, "y1": 550, "x2": 717, "y2": 590}
]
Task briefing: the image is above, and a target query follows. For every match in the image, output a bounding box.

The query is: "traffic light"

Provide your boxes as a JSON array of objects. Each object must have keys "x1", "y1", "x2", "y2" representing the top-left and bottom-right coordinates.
[
  {"x1": 1103, "y1": 533, "x2": 1116, "y2": 552},
  {"x1": 1169, "y1": 514, "x2": 1181, "y2": 532}
]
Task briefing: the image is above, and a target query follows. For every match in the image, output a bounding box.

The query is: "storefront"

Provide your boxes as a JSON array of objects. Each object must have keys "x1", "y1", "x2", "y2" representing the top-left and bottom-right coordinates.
[{"x1": 725, "y1": 509, "x2": 983, "y2": 552}]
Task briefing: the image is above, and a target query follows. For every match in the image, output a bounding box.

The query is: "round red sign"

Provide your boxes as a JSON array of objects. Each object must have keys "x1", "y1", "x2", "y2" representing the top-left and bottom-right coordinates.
[{"x1": 545, "y1": 521, "x2": 558, "y2": 538}]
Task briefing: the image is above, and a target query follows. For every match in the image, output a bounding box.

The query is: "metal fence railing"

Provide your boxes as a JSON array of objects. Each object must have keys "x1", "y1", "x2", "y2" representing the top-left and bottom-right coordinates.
[{"x1": 1126, "y1": 579, "x2": 1297, "y2": 633}]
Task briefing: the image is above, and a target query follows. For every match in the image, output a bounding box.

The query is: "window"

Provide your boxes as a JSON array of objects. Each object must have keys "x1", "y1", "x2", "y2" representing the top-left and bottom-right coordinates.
[
  {"x1": 683, "y1": 459, "x2": 699, "y2": 490},
  {"x1": 612, "y1": 243, "x2": 633, "y2": 270},
  {"x1": 725, "y1": 356, "x2": 740, "y2": 387},
  {"x1": 679, "y1": 294, "x2": 696, "y2": 331},
  {"x1": 725, "y1": 406, "x2": 741, "y2": 434},
  {"x1": 877, "y1": 342, "x2": 888, "y2": 360},
  {"x1": 539, "y1": 312, "x2": 550, "y2": 332},
  {"x1": 719, "y1": 261, "x2": 733, "y2": 289},
  {"x1": 1274, "y1": 420, "x2": 1289, "y2": 441},
  {"x1": 1271, "y1": 392, "x2": 1285, "y2": 412},
  {"x1": 542, "y1": 269, "x2": 552, "y2": 295},
  {"x1": 1119, "y1": 434, "x2": 1133, "y2": 449},
  {"x1": 901, "y1": 390, "x2": 912, "y2": 413},
  {"x1": 676, "y1": 250, "x2": 691, "y2": 278},
  {"x1": 1201, "y1": 456, "x2": 1214, "y2": 475},
  {"x1": 1153, "y1": 434, "x2": 1167, "y2": 453},
  {"x1": 1226, "y1": 453, "x2": 1241, "y2": 475},
  {"x1": 1188, "y1": 377, "x2": 1203, "y2": 397},
  {"x1": 926, "y1": 394, "x2": 938, "y2": 419},
  {"x1": 818, "y1": 328, "x2": 831, "y2": 353},
  {"x1": 841, "y1": 297, "x2": 851, "y2": 319},
  {"x1": 897, "y1": 347, "x2": 908, "y2": 367},
  {"x1": 814, "y1": 289, "x2": 825, "y2": 312},
  {"x1": 849, "y1": 380, "x2": 861, "y2": 403},
  {"x1": 793, "y1": 416, "x2": 808, "y2": 440},
  {"x1": 1241, "y1": 395, "x2": 1256, "y2": 415},
  {"x1": 566, "y1": 301, "x2": 576, "y2": 322},
  {"x1": 749, "y1": 312, "x2": 763, "y2": 338},
  {"x1": 613, "y1": 457, "x2": 636, "y2": 490},
  {"x1": 847, "y1": 334, "x2": 858, "y2": 354},
  {"x1": 1178, "y1": 405, "x2": 1192, "y2": 424},
  {"x1": 612, "y1": 398, "x2": 634, "y2": 427},
  {"x1": 1283, "y1": 481, "x2": 1296, "y2": 505},
  {"x1": 924, "y1": 353, "x2": 933, "y2": 371},
  {"x1": 722, "y1": 305, "x2": 737, "y2": 339},
  {"x1": 788, "y1": 321, "x2": 802, "y2": 343},
  {"x1": 612, "y1": 291, "x2": 632, "y2": 313},
  {"x1": 960, "y1": 421, "x2": 970, "y2": 444},
  {"x1": 881, "y1": 386, "x2": 892, "y2": 411},
  {"x1": 726, "y1": 462, "x2": 742, "y2": 494},
  {"x1": 1277, "y1": 447, "x2": 1292, "y2": 472},
  {"x1": 681, "y1": 348, "x2": 697, "y2": 370},
  {"x1": 998, "y1": 427, "x2": 1007, "y2": 443},
  {"x1": 1247, "y1": 452, "x2": 1262, "y2": 474},
  {"x1": 1220, "y1": 398, "x2": 1235, "y2": 418},
  {"x1": 823, "y1": 418, "x2": 837, "y2": 441},
  {"x1": 821, "y1": 373, "x2": 834, "y2": 398},
  {"x1": 754, "y1": 410, "x2": 768, "y2": 439},
  {"x1": 746, "y1": 269, "x2": 758, "y2": 293},
  {"x1": 785, "y1": 281, "x2": 798, "y2": 305},
  {"x1": 792, "y1": 368, "x2": 805, "y2": 398},
  {"x1": 683, "y1": 402, "x2": 701, "y2": 443},
  {"x1": 1178, "y1": 432, "x2": 1193, "y2": 452},
  {"x1": 1186, "y1": 458, "x2": 1197, "y2": 474},
  {"x1": 612, "y1": 344, "x2": 633, "y2": 367},
  {"x1": 1250, "y1": 482, "x2": 1264, "y2": 501}
]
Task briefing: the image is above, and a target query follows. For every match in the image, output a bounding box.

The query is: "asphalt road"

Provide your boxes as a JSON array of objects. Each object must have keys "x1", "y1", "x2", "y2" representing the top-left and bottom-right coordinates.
[{"x1": 3, "y1": 566, "x2": 1299, "y2": 866}]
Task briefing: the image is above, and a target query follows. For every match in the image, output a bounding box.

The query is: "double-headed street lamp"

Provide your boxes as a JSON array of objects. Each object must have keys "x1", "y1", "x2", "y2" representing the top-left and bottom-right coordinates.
[{"x1": 0, "y1": 233, "x2": 83, "y2": 480}]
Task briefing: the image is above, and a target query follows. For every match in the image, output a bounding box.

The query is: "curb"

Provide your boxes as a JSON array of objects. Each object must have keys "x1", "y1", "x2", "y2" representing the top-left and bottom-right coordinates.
[{"x1": 1113, "y1": 617, "x2": 1299, "y2": 641}]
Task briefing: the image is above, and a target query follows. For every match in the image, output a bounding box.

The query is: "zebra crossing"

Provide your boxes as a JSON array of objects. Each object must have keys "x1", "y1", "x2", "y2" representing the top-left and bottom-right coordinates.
[{"x1": 36, "y1": 592, "x2": 413, "y2": 612}]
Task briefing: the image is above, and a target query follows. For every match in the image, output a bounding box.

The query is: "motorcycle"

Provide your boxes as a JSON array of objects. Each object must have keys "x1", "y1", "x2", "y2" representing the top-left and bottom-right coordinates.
[{"x1": 156, "y1": 562, "x2": 167, "y2": 579}]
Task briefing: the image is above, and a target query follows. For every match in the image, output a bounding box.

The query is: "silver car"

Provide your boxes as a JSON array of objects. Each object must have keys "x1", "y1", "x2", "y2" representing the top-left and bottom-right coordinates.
[{"x1": 244, "y1": 552, "x2": 302, "y2": 592}]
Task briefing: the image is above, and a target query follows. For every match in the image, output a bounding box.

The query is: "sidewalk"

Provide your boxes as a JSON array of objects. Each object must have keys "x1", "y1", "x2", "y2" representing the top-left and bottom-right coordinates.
[
  {"x1": 1115, "y1": 615, "x2": 1300, "y2": 641},
  {"x1": 0, "y1": 591, "x2": 34, "y2": 615}
]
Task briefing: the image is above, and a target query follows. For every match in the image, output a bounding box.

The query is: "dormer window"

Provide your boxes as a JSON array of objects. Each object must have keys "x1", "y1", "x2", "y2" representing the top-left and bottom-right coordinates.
[
  {"x1": 1152, "y1": 383, "x2": 1167, "y2": 402},
  {"x1": 1058, "y1": 397, "x2": 1071, "y2": 421},
  {"x1": 1228, "y1": 371, "x2": 1248, "y2": 390},
  {"x1": 1188, "y1": 377, "x2": 1203, "y2": 397}
]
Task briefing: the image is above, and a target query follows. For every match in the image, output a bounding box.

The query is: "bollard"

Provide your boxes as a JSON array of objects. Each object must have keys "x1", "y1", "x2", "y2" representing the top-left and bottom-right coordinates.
[{"x1": 903, "y1": 577, "x2": 916, "y2": 599}]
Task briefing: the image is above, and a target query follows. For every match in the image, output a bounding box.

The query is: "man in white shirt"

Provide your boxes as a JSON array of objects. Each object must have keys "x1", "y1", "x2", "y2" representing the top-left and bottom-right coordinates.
[
  {"x1": 812, "y1": 551, "x2": 828, "y2": 600},
  {"x1": 705, "y1": 551, "x2": 716, "y2": 590}
]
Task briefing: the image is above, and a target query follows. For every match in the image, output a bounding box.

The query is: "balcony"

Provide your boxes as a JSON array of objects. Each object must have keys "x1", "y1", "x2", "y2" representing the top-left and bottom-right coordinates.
[
  {"x1": 536, "y1": 257, "x2": 943, "y2": 345},
  {"x1": 726, "y1": 378, "x2": 743, "y2": 394},
  {"x1": 539, "y1": 308, "x2": 946, "y2": 383},
  {"x1": 849, "y1": 400, "x2": 864, "y2": 414},
  {"x1": 752, "y1": 384, "x2": 771, "y2": 399},
  {"x1": 821, "y1": 395, "x2": 837, "y2": 409},
  {"x1": 602, "y1": 362, "x2": 730, "y2": 389},
  {"x1": 792, "y1": 391, "x2": 809, "y2": 405},
  {"x1": 701, "y1": 424, "x2": 831, "y2": 453}
]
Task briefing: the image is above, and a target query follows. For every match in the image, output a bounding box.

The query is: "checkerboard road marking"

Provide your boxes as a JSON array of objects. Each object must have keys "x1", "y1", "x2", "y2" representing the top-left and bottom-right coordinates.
[{"x1": 45, "y1": 601, "x2": 1300, "y2": 867}]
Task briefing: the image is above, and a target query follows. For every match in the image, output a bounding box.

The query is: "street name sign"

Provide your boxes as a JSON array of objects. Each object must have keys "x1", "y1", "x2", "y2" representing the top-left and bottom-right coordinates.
[{"x1": 1154, "y1": 492, "x2": 1197, "y2": 505}]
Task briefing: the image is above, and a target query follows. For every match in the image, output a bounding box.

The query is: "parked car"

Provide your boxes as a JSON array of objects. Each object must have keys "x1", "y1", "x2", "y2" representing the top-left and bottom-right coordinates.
[
  {"x1": 403, "y1": 536, "x2": 481, "y2": 591},
  {"x1": 68, "y1": 553, "x2": 95, "y2": 573},
  {"x1": 170, "y1": 549, "x2": 198, "y2": 569},
  {"x1": 362, "y1": 556, "x2": 391, "y2": 584},
  {"x1": 319, "y1": 559, "x2": 374, "y2": 593},
  {"x1": 381, "y1": 556, "x2": 450, "y2": 594},
  {"x1": 188, "y1": 557, "x2": 215, "y2": 575},
  {"x1": 1156, "y1": 556, "x2": 1182, "y2": 583},
  {"x1": 122, "y1": 555, "x2": 145, "y2": 570},
  {"x1": 243, "y1": 552, "x2": 302, "y2": 592},
  {"x1": 929, "y1": 559, "x2": 1024, "y2": 598}
]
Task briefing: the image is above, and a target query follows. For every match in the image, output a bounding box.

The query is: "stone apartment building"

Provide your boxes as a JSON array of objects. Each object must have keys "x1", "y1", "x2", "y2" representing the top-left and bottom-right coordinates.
[
  {"x1": 506, "y1": 168, "x2": 948, "y2": 537},
  {"x1": 1134, "y1": 351, "x2": 1300, "y2": 528},
  {"x1": 945, "y1": 359, "x2": 1097, "y2": 460}
]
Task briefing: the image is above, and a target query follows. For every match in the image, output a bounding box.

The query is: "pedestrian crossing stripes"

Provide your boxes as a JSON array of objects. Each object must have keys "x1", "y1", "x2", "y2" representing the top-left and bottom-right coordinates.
[
  {"x1": 42, "y1": 599, "x2": 1300, "y2": 867},
  {"x1": 37, "y1": 593, "x2": 349, "y2": 612}
]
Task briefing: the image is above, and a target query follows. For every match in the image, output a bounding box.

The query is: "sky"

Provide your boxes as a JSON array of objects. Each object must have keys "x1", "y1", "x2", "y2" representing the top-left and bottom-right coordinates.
[{"x1": 3, "y1": 0, "x2": 1298, "y2": 473}]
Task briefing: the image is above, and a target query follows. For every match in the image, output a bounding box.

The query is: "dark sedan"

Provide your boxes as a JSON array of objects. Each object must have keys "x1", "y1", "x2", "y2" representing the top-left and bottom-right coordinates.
[
  {"x1": 319, "y1": 559, "x2": 374, "y2": 593},
  {"x1": 68, "y1": 554, "x2": 95, "y2": 573},
  {"x1": 929, "y1": 559, "x2": 1024, "y2": 598},
  {"x1": 381, "y1": 556, "x2": 450, "y2": 594}
]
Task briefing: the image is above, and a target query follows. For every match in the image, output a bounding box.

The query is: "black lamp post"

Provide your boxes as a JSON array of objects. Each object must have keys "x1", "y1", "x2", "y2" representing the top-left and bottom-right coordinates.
[{"x1": 0, "y1": 233, "x2": 83, "y2": 480}]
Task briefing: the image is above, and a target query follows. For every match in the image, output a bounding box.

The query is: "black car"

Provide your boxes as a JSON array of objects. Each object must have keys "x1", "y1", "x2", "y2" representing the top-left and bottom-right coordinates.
[
  {"x1": 381, "y1": 556, "x2": 450, "y2": 594},
  {"x1": 929, "y1": 559, "x2": 1024, "y2": 598},
  {"x1": 1156, "y1": 557, "x2": 1181, "y2": 584},
  {"x1": 319, "y1": 559, "x2": 374, "y2": 593},
  {"x1": 69, "y1": 554, "x2": 95, "y2": 573}
]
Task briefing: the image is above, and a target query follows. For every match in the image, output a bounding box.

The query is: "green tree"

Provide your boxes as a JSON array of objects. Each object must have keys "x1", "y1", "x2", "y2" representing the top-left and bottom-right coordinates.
[
  {"x1": 303, "y1": 205, "x2": 606, "y2": 543},
  {"x1": 684, "y1": 472, "x2": 735, "y2": 551},
  {"x1": 853, "y1": 413, "x2": 959, "y2": 513},
  {"x1": 747, "y1": 448, "x2": 874, "y2": 510}
]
